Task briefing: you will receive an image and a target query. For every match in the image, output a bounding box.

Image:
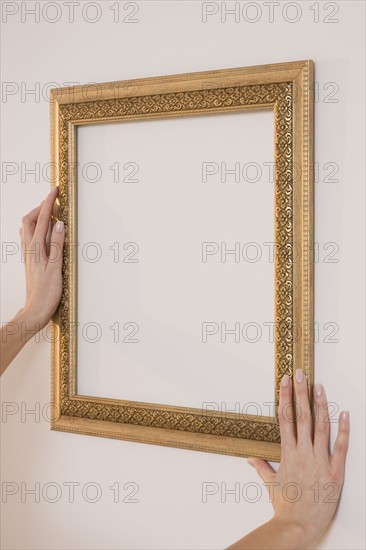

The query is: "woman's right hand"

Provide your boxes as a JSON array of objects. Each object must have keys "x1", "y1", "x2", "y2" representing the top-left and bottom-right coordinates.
[{"x1": 246, "y1": 371, "x2": 350, "y2": 547}]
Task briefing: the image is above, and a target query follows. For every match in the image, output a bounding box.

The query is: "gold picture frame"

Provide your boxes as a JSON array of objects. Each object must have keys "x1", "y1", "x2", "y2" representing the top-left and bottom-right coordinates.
[{"x1": 50, "y1": 60, "x2": 314, "y2": 462}]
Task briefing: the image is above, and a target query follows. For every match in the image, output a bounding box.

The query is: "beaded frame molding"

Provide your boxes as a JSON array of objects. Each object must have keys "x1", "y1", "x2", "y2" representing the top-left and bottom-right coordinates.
[{"x1": 50, "y1": 60, "x2": 314, "y2": 461}]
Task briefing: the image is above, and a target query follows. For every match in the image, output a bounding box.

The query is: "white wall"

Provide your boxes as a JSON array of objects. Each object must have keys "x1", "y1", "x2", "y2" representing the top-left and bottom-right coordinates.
[{"x1": 1, "y1": 1, "x2": 365, "y2": 549}]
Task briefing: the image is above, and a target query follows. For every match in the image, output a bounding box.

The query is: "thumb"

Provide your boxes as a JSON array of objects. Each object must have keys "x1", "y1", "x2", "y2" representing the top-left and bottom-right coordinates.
[
  {"x1": 49, "y1": 220, "x2": 65, "y2": 265},
  {"x1": 246, "y1": 457, "x2": 276, "y2": 484}
]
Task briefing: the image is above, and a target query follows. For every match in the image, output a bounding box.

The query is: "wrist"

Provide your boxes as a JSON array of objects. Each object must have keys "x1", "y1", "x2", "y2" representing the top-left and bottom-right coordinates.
[
  {"x1": 21, "y1": 302, "x2": 52, "y2": 330},
  {"x1": 269, "y1": 516, "x2": 308, "y2": 549},
  {"x1": 12, "y1": 308, "x2": 44, "y2": 343}
]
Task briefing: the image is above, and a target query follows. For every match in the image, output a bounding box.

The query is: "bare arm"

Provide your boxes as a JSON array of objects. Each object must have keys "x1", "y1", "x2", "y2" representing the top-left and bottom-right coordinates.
[
  {"x1": 0, "y1": 188, "x2": 64, "y2": 374},
  {"x1": 227, "y1": 371, "x2": 350, "y2": 549}
]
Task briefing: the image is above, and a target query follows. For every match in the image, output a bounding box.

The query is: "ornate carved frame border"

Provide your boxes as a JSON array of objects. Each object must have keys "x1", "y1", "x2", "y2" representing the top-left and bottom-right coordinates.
[{"x1": 50, "y1": 60, "x2": 314, "y2": 461}]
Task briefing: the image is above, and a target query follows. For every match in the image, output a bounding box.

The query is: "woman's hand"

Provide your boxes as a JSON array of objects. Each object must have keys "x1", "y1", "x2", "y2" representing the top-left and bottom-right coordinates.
[
  {"x1": 228, "y1": 371, "x2": 350, "y2": 549},
  {"x1": 0, "y1": 188, "x2": 64, "y2": 373},
  {"x1": 19, "y1": 187, "x2": 65, "y2": 329}
]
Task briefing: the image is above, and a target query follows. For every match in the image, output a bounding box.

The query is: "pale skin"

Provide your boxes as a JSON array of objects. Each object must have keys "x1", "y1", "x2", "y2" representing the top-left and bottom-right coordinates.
[
  {"x1": 0, "y1": 190, "x2": 350, "y2": 549},
  {"x1": 227, "y1": 373, "x2": 350, "y2": 549},
  {"x1": 0, "y1": 187, "x2": 64, "y2": 374}
]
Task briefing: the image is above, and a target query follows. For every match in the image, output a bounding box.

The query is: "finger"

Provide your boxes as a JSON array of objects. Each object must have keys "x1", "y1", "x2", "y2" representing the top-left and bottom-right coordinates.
[
  {"x1": 313, "y1": 383, "x2": 331, "y2": 459},
  {"x1": 33, "y1": 188, "x2": 59, "y2": 249},
  {"x1": 293, "y1": 368, "x2": 313, "y2": 447},
  {"x1": 246, "y1": 457, "x2": 276, "y2": 484},
  {"x1": 45, "y1": 220, "x2": 52, "y2": 256},
  {"x1": 331, "y1": 411, "x2": 350, "y2": 483},
  {"x1": 19, "y1": 225, "x2": 25, "y2": 269},
  {"x1": 278, "y1": 374, "x2": 296, "y2": 453},
  {"x1": 48, "y1": 220, "x2": 65, "y2": 266},
  {"x1": 21, "y1": 201, "x2": 45, "y2": 249}
]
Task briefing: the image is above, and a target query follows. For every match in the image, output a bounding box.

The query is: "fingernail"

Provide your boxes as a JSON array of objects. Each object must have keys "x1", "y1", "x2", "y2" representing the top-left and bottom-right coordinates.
[
  {"x1": 281, "y1": 374, "x2": 289, "y2": 387},
  {"x1": 341, "y1": 411, "x2": 349, "y2": 422},
  {"x1": 296, "y1": 369, "x2": 304, "y2": 383},
  {"x1": 246, "y1": 458, "x2": 255, "y2": 467},
  {"x1": 55, "y1": 221, "x2": 64, "y2": 233},
  {"x1": 314, "y1": 383, "x2": 323, "y2": 397}
]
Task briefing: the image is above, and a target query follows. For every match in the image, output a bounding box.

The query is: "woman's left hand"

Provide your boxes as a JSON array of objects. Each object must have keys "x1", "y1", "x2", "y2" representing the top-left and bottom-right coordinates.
[{"x1": 19, "y1": 187, "x2": 65, "y2": 329}]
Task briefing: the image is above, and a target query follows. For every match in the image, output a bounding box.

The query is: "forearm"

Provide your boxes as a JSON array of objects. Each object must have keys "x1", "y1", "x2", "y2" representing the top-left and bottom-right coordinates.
[
  {"x1": 226, "y1": 517, "x2": 309, "y2": 550},
  {"x1": 0, "y1": 309, "x2": 41, "y2": 375}
]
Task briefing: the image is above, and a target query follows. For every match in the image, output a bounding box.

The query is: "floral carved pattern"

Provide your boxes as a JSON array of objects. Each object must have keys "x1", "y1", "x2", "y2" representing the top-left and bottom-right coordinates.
[{"x1": 57, "y1": 82, "x2": 294, "y2": 444}]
